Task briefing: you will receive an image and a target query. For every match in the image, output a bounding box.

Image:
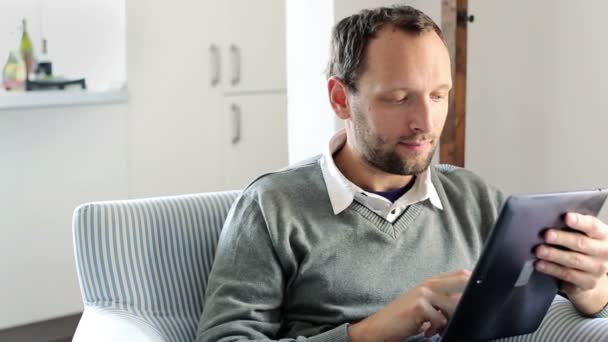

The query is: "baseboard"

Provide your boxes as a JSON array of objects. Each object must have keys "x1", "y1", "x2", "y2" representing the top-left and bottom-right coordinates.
[{"x1": 0, "y1": 313, "x2": 82, "y2": 342}]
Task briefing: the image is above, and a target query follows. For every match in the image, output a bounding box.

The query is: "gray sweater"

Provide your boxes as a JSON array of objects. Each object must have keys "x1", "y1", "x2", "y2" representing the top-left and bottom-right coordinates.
[{"x1": 196, "y1": 158, "x2": 504, "y2": 341}]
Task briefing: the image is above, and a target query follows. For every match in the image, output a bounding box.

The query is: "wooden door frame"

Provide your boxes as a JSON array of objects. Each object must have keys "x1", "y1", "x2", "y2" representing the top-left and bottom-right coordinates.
[{"x1": 440, "y1": 0, "x2": 470, "y2": 167}]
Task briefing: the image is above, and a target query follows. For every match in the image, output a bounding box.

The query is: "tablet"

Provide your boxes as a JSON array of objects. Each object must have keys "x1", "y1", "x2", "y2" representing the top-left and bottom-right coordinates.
[{"x1": 441, "y1": 188, "x2": 608, "y2": 342}]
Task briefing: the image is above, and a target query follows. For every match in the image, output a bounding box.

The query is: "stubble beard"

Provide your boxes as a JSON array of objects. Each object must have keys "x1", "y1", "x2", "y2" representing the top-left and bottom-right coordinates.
[
  {"x1": 365, "y1": 137, "x2": 436, "y2": 176},
  {"x1": 352, "y1": 106, "x2": 437, "y2": 176}
]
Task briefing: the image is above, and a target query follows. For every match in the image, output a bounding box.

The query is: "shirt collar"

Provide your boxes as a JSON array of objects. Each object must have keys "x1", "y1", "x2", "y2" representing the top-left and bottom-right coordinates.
[{"x1": 320, "y1": 129, "x2": 443, "y2": 215}]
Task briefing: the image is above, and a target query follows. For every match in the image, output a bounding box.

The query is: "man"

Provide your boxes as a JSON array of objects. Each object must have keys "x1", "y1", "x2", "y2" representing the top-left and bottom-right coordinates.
[{"x1": 196, "y1": 5, "x2": 608, "y2": 341}]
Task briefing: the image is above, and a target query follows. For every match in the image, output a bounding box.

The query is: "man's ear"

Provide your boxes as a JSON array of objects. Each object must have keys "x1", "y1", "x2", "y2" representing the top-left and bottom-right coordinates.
[{"x1": 328, "y1": 76, "x2": 352, "y2": 120}]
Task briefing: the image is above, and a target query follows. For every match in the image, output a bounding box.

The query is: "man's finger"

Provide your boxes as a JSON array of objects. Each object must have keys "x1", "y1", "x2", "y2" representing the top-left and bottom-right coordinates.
[
  {"x1": 536, "y1": 260, "x2": 599, "y2": 290},
  {"x1": 564, "y1": 213, "x2": 608, "y2": 240},
  {"x1": 544, "y1": 229, "x2": 608, "y2": 258},
  {"x1": 427, "y1": 269, "x2": 471, "y2": 294},
  {"x1": 536, "y1": 245, "x2": 607, "y2": 276},
  {"x1": 426, "y1": 291, "x2": 461, "y2": 319},
  {"x1": 418, "y1": 300, "x2": 448, "y2": 337}
]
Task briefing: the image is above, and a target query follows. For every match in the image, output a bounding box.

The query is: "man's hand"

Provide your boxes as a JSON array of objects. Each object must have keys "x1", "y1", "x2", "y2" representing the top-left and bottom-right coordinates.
[
  {"x1": 535, "y1": 212, "x2": 608, "y2": 315},
  {"x1": 347, "y1": 269, "x2": 470, "y2": 342}
]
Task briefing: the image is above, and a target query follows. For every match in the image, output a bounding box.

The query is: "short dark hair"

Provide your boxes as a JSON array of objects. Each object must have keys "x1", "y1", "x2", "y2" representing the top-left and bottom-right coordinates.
[{"x1": 326, "y1": 5, "x2": 444, "y2": 92}]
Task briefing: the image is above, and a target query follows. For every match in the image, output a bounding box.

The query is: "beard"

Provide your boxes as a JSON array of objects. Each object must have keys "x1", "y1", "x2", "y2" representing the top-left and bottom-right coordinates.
[{"x1": 351, "y1": 103, "x2": 437, "y2": 176}]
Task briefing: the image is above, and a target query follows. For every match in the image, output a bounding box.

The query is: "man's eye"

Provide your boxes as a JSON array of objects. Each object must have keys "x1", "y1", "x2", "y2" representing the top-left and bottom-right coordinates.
[
  {"x1": 390, "y1": 96, "x2": 408, "y2": 104},
  {"x1": 431, "y1": 94, "x2": 447, "y2": 101}
]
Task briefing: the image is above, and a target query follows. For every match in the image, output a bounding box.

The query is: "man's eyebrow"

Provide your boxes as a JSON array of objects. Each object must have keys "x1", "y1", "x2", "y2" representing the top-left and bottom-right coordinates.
[{"x1": 436, "y1": 84, "x2": 452, "y2": 90}]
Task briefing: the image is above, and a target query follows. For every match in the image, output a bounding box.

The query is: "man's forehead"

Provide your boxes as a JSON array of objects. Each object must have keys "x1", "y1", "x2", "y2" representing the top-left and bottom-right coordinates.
[
  {"x1": 361, "y1": 29, "x2": 451, "y2": 79},
  {"x1": 361, "y1": 39, "x2": 449, "y2": 82}
]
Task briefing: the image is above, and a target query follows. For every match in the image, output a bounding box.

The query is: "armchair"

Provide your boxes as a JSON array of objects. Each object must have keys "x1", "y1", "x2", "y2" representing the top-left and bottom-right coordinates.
[
  {"x1": 72, "y1": 191, "x2": 239, "y2": 342},
  {"x1": 71, "y1": 191, "x2": 608, "y2": 341}
]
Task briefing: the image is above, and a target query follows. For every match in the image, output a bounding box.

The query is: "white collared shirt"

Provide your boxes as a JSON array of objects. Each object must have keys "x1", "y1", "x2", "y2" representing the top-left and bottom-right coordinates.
[{"x1": 320, "y1": 129, "x2": 443, "y2": 223}]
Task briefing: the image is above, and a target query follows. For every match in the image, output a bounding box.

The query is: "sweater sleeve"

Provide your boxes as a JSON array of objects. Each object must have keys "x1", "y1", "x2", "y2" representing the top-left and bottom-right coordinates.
[{"x1": 194, "y1": 193, "x2": 350, "y2": 342}]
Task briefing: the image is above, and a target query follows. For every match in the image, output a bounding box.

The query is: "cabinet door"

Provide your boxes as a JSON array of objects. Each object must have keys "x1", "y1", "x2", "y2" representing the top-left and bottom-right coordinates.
[
  {"x1": 222, "y1": 93, "x2": 288, "y2": 190},
  {"x1": 127, "y1": 0, "x2": 225, "y2": 197},
  {"x1": 221, "y1": 0, "x2": 286, "y2": 93}
]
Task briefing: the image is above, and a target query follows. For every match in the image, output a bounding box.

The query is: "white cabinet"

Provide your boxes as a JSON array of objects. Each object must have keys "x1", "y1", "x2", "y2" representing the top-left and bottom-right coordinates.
[
  {"x1": 222, "y1": 93, "x2": 288, "y2": 189},
  {"x1": 128, "y1": 0, "x2": 225, "y2": 197},
  {"x1": 128, "y1": 0, "x2": 288, "y2": 197},
  {"x1": 219, "y1": 0, "x2": 286, "y2": 93},
  {"x1": 214, "y1": 0, "x2": 288, "y2": 189}
]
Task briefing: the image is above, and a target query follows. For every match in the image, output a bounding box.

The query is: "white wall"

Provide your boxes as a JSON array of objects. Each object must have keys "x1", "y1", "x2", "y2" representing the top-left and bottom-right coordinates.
[
  {"x1": 0, "y1": 103, "x2": 128, "y2": 329},
  {"x1": 466, "y1": 0, "x2": 608, "y2": 195},
  {"x1": 286, "y1": 0, "x2": 335, "y2": 164}
]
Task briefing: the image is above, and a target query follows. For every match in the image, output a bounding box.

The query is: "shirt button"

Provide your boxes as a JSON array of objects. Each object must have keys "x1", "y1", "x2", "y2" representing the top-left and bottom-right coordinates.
[{"x1": 390, "y1": 209, "x2": 396, "y2": 214}]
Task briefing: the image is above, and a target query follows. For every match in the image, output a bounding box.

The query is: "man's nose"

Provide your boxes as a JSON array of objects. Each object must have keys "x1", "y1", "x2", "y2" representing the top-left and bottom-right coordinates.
[{"x1": 408, "y1": 98, "x2": 433, "y2": 134}]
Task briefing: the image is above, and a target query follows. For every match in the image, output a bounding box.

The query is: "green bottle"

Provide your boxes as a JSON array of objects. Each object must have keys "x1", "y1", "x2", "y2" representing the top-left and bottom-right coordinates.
[{"x1": 19, "y1": 18, "x2": 34, "y2": 80}]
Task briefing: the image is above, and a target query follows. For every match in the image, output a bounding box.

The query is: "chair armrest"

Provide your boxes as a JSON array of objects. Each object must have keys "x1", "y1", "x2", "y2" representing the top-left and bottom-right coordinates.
[{"x1": 73, "y1": 307, "x2": 165, "y2": 342}]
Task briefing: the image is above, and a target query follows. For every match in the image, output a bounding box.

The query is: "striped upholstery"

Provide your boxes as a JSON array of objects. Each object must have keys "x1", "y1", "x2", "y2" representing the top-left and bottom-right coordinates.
[
  {"x1": 73, "y1": 191, "x2": 239, "y2": 342},
  {"x1": 497, "y1": 295, "x2": 608, "y2": 342},
  {"x1": 73, "y1": 190, "x2": 608, "y2": 342}
]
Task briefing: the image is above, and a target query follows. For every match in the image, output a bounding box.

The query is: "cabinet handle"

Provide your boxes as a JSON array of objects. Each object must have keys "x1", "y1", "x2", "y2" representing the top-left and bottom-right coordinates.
[
  {"x1": 230, "y1": 44, "x2": 241, "y2": 86},
  {"x1": 231, "y1": 103, "x2": 242, "y2": 145},
  {"x1": 210, "y1": 44, "x2": 221, "y2": 87}
]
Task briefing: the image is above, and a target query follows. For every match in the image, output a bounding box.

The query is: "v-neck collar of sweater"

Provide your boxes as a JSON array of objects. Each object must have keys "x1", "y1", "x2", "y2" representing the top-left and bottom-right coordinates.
[{"x1": 348, "y1": 200, "x2": 427, "y2": 239}]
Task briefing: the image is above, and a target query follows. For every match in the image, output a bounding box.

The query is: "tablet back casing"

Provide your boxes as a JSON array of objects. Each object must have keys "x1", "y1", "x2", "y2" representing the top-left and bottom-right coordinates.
[{"x1": 442, "y1": 189, "x2": 607, "y2": 342}]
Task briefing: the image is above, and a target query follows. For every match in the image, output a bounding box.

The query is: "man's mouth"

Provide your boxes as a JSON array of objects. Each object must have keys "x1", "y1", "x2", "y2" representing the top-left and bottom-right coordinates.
[{"x1": 398, "y1": 140, "x2": 431, "y2": 152}]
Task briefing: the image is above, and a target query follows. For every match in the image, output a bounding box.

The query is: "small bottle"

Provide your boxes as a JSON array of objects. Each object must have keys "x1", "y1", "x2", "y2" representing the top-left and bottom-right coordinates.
[
  {"x1": 35, "y1": 38, "x2": 53, "y2": 79},
  {"x1": 2, "y1": 50, "x2": 27, "y2": 91},
  {"x1": 19, "y1": 18, "x2": 35, "y2": 80}
]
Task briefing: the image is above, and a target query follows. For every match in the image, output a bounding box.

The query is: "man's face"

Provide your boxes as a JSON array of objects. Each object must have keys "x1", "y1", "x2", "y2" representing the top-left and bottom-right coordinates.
[{"x1": 345, "y1": 27, "x2": 452, "y2": 176}]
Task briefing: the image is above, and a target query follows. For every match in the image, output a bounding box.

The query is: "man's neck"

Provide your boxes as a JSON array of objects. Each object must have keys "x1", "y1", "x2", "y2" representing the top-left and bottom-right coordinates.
[{"x1": 333, "y1": 141, "x2": 415, "y2": 192}]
